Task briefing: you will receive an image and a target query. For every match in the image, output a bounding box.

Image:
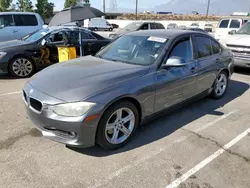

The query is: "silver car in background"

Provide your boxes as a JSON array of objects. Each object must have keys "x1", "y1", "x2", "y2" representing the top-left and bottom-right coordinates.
[{"x1": 23, "y1": 30, "x2": 234, "y2": 150}]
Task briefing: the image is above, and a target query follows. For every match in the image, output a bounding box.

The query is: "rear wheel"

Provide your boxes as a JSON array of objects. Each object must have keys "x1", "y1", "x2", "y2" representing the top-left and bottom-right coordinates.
[
  {"x1": 94, "y1": 27, "x2": 98, "y2": 31},
  {"x1": 9, "y1": 57, "x2": 34, "y2": 78},
  {"x1": 96, "y1": 101, "x2": 139, "y2": 150},
  {"x1": 211, "y1": 71, "x2": 228, "y2": 99}
]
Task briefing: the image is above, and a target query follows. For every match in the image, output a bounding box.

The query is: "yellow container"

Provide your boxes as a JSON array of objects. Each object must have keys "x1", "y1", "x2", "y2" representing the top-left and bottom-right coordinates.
[{"x1": 57, "y1": 46, "x2": 77, "y2": 62}]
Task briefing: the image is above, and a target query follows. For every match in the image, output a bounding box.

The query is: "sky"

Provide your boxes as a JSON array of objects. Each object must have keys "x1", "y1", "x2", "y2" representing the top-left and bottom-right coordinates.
[{"x1": 34, "y1": 0, "x2": 167, "y2": 11}]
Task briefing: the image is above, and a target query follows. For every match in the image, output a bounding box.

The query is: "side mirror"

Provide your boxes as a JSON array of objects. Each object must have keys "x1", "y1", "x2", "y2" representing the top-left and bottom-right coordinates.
[
  {"x1": 41, "y1": 39, "x2": 46, "y2": 46},
  {"x1": 228, "y1": 30, "x2": 236, "y2": 35},
  {"x1": 162, "y1": 56, "x2": 186, "y2": 69}
]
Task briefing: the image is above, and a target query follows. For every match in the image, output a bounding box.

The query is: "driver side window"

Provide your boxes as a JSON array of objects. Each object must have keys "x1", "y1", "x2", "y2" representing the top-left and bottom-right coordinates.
[
  {"x1": 46, "y1": 31, "x2": 68, "y2": 43},
  {"x1": 169, "y1": 37, "x2": 193, "y2": 63}
]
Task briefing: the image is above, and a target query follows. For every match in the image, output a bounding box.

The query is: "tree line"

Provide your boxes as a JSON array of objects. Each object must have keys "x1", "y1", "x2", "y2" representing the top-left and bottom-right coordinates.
[{"x1": 0, "y1": 0, "x2": 91, "y2": 20}]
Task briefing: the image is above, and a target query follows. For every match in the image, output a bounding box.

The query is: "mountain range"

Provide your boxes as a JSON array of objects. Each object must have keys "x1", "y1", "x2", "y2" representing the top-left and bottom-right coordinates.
[
  {"x1": 154, "y1": 0, "x2": 250, "y2": 15},
  {"x1": 111, "y1": 0, "x2": 250, "y2": 15}
]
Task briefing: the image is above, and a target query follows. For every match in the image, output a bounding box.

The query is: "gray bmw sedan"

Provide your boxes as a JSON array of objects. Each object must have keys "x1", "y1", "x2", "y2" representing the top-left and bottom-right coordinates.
[{"x1": 23, "y1": 30, "x2": 234, "y2": 150}]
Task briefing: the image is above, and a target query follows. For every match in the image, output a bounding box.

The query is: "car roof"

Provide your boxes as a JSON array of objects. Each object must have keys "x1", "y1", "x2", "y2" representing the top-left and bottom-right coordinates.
[
  {"x1": 47, "y1": 26, "x2": 91, "y2": 32},
  {"x1": 0, "y1": 12, "x2": 39, "y2": 15},
  {"x1": 128, "y1": 29, "x2": 203, "y2": 38}
]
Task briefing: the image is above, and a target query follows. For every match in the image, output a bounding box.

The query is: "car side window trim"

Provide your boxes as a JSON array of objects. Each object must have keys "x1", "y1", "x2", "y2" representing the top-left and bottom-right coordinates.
[{"x1": 211, "y1": 39, "x2": 222, "y2": 55}]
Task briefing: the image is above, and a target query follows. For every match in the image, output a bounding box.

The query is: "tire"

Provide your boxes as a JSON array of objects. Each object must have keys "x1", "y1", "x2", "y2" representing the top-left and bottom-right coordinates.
[
  {"x1": 109, "y1": 28, "x2": 113, "y2": 31},
  {"x1": 211, "y1": 71, "x2": 229, "y2": 99},
  {"x1": 9, "y1": 57, "x2": 35, "y2": 78},
  {"x1": 96, "y1": 101, "x2": 139, "y2": 150},
  {"x1": 94, "y1": 28, "x2": 98, "y2": 31}
]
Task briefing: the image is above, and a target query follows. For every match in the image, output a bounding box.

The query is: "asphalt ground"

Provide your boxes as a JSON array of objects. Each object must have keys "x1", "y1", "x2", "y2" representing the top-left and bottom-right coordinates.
[{"x1": 0, "y1": 68, "x2": 250, "y2": 188}]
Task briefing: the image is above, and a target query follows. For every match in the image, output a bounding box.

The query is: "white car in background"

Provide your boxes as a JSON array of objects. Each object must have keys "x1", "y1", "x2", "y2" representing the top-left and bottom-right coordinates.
[
  {"x1": 0, "y1": 12, "x2": 44, "y2": 42},
  {"x1": 190, "y1": 23, "x2": 199, "y2": 28},
  {"x1": 219, "y1": 21, "x2": 250, "y2": 68},
  {"x1": 214, "y1": 18, "x2": 249, "y2": 40}
]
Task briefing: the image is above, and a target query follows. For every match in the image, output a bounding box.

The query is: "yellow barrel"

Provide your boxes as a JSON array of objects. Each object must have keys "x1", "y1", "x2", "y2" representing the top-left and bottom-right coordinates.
[{"x1": 57, "y1": 46, "x2": 77, "y2": 62}]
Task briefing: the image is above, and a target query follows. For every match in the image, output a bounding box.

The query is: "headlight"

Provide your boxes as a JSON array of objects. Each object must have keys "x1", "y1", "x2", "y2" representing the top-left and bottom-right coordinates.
[
  {"x1": 0, "y1": 52, "x2": 6, "y2": 59},
  {"x1": 48, "y1": 102, "x2": 96, "y2": 117}
]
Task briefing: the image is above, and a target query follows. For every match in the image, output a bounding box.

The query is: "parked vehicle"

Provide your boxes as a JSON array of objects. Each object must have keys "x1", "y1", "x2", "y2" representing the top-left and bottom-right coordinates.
[
  {"x1": 88, "y1": 18, "x2": 113, "y2": 31},
  {"x1": 214, "y1": 17, "x2": 249, "y2": 40},
  {"x1": 219, "y1": 21, "x2": 250, "y2": 68},
  {"x1": 0, "y1": 26, "x2": 110, "y2": 78},
  {"x1": 0, "y1": 12, "x2": 44, "y2": 42},
  {"x1": 204, "y1": 23, "x2": 213, "y2": 32},
  {"x1": 190, "y1": 23, "x2": 200, "y2": 28},
  {"x1": 167, "y1": 23, "x2": 178, "y2": 29},
  {"x1": 109, "y1": 21, "x2": 165, "y2": 39},
  {"x1": 180, "y1": 27, "x2": 207, "y2": 33},
  {"x1": 178, "y1": 25, "x2": 187, "y2": 29},
  {"x1": 23, "y1": 30, "x2": 234, "y2": 150}
]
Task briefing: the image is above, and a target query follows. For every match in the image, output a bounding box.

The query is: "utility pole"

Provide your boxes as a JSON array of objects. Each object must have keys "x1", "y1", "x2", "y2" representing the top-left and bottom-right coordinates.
[
  {"x1": 206, "y1": 0, "x2": 211, "y2": 17},
  {"x1": 102, "y1": 0, "x2": 106, "y2": 13},
  {"x1": 135, "y1": 0, "x2": 138, "y2": 20}
]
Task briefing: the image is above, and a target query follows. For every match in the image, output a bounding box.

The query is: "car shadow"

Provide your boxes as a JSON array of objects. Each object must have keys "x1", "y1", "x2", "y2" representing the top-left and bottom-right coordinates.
[
  {"x1": 67, "y1": 80, "x2": 249, "y2": 157},
  {"x1": 234, "y1": 67, "x2": 250, "y2": 76}
]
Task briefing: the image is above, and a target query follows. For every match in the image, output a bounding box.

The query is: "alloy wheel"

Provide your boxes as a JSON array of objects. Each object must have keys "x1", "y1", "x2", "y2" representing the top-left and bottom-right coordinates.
[
  {"x1": 215, "y1": 73, "x2": 227, "y2": 96},
  {"x1": 12, "y1": 58, "x2": 33, "y2": 77},
  {"x1": 105, "y1": 107, "x2": 135, "y2": 145}
]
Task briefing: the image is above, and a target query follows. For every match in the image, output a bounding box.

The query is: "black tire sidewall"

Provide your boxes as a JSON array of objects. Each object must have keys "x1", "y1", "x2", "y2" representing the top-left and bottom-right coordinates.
[
  {"x1": 97, "y1": 101, "x2": 139, "y2": 150},
  {"x1": 211, "y1": 71, "x2": 229, "y2": 99},
  {"x1": 9, "y1": 57, "x2": 34, "y2": 78}
]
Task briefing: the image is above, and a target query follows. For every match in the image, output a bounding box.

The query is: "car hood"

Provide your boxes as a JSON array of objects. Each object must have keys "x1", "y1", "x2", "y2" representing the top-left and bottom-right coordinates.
[
  {"x1": 0, "y1": 39, "x2": 27, "y2": 50},
  {"x1": 220, "y1": 34, "x2": 250, "y2": 47},
  {"x1": 28, "y1": 56, "x2": 149, "y2": 102}
]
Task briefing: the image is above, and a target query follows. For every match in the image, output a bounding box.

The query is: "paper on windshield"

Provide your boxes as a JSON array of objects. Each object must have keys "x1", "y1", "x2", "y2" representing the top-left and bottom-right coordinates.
[{"x1": 147, "y1": 36, "x2": 167, "y2": 43}]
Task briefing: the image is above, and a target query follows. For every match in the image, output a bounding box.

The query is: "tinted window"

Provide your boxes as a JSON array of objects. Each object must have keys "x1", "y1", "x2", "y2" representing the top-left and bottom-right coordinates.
[
  {"x1": 0, "y1": 15, "x2": 14, "y2": 26},
  {"x1": 195, "y1": 36, "x2": 212, "y2": 58},
  {"x1": 211, "y1": 40, "x2": 221, "y2": 54},
  {"x1": 219, "y1": 20, "x2": 229, "y2": 28},
  {"x1": 81, "y1": 32, "x2": 96, "y2": 40},
  {"x1": 150, "y1": 23, "x2": 157, "y2": 29},
  {"x1": 157, "y1": 23, "x2": 165, "y2": 29},
  {"x1": 14, "y1": 15, "x2": 38, "y2": 26},
  {"x1": 140, "y1": 24, "x2": 149, "y2": 30},
  {"x1": 229, "y1": 19, "x2": 240, "y2": 28},
  {"x1": 243, "y1": 19, "x2": 249, "y2": 24},
  {"x1": 169, "y1": 37, "x2": 192, "y2": 63}
]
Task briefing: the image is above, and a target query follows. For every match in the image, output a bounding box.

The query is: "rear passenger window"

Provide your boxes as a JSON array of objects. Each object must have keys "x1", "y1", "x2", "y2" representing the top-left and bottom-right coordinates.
[
  {"x1": 150, "y1": 23, "x2": 157, "y2": 29},
  {"x1": 14, "y1": 15, "x2": 38, "y2": 26},
  {"x1": 169, "y1": 37, "x2": 193, "y2": 63},
  {"x1": 211, "y1": 40, "x2": 221, "y2": 54},
  {"x1": 229, "y1": 19, "x2": 240, "y2": 28},
  {"x1": 157, "y1": 23, "x2": 165, "y2": 29},
  {"x1": 219, "y1": 20, "x2": 229, "y2": 28},
  {"x1": 195, "y1": 36, "x2": 212, "y2": 58},
  {"x1": 81, "y1": 32, "x2": 96, "y2": 40}
]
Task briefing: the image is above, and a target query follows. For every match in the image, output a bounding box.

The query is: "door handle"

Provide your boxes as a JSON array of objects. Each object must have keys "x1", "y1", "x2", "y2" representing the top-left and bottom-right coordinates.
[
  {"x1": 216, "y1": 58, "x2": 220, "y2": 63},
  {"x1": 13, "y1": 30, "x2": 18, "y2": 33},
  {"x1": 88, "y1": 42, "x2": 94, "y2": 45},
  {"x1": 190, "y1": 67, "x2": 196, "y2": 73}
]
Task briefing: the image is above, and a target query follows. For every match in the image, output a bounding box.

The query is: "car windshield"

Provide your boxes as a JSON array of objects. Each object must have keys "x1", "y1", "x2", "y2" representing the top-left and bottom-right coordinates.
[
  {"x1": 235, "y1": 22, "x2": 250, "y2": 34},
  {"x1": 123, "y1": 22, "x2": 142, "y2": 31},
  {"x1": 97, "y1": 35, "x2": 168, "y2": 66},
  {"x1": 23, "y1": 28, "x2": 50, "y2": 42}
]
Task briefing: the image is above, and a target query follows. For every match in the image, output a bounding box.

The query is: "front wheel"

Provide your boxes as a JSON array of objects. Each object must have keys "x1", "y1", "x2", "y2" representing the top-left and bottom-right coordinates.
[
  {"x1": 211, "y1": 71, "x2": 229, "y2": 99},
  {"x1": 9, "y1": 57, "x2": 34, "y2": 78},
  {"x1": 96, "y1": 101, "x2": 139, "y2": 150}
]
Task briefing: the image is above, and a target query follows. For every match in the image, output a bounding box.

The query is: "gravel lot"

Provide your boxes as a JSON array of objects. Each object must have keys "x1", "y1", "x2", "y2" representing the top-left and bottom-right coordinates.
[{"x1": 0, "y1": 68, "x2": 250, "y2": 188}]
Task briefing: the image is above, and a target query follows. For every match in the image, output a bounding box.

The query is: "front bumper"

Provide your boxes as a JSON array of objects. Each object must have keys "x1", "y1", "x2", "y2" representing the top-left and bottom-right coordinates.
[
  {"x1": 0, "y1": 61, "x2": 8, "y2": 73},
  {"x1": 23, "y1": 83, "x2": 103, "y2": 148}
]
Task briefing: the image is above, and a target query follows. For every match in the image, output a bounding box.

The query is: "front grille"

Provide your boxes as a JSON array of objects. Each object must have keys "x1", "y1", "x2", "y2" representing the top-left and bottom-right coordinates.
[{"x1": 30, "y1": 98, "x2": 42, "y2": 112}]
